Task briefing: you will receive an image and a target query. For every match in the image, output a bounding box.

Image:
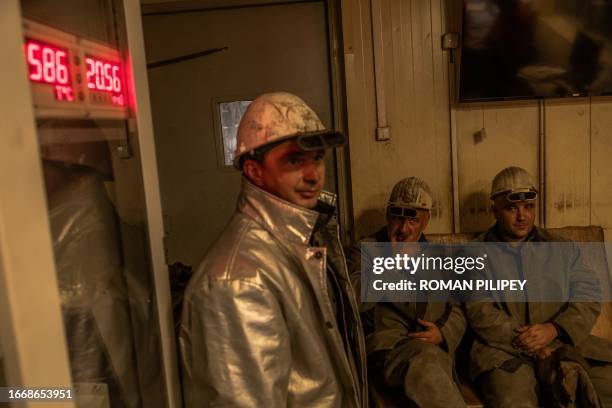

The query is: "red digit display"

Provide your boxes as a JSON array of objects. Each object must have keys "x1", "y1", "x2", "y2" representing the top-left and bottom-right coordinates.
[
  {"x1": 25, "y1": 39, "x2": 70, "y2": 86},
  {"x1": 86, "y1": 56, "x2": 125, "y2": 106},
  {"x1": 25, "y1": 38, "x2": 73, "y2": 103},
  {"x1": 24, "y1": 20, "x2": 129, "y2": 116}
]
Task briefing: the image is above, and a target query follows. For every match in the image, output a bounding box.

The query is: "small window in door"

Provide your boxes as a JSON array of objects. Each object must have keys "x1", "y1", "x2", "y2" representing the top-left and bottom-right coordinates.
[{"x1": 218, "y1": 100, "x2": 251, "y2": 166}]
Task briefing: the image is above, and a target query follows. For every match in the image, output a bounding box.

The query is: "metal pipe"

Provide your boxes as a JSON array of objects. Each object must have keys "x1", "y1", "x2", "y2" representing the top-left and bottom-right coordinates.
[
  {"x1": 142, "y1": 0, "x2": 319, "y2": 16},
  {"x1": 370, "y1": 0, "x2": 390, "y2": 140},
  {"x1": 147, "y1": 47, "x2": 228, "y2": 69}
]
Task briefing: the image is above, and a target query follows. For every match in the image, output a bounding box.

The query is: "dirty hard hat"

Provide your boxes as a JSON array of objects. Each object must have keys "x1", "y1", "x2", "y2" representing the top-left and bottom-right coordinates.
[
  {"x1": 234, "y1": 92, "x2": 345, "y2": 168},
  {"x1": 387, "y1": 177, "x2": 433, "y2": 216},
  {"x1": 490, "y1": 166, "x2": 538, "y2": 199}
]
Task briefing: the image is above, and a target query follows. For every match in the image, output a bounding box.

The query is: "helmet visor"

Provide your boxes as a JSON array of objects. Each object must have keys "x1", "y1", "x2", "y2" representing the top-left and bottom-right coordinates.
[
  {"x1": 506, "y1": 190, "x2": 537, "y2": 202},
  {"x1": 296, "y1": 131, "x2": 346, "y2": 151},
  {"x1": 387, "y1": 206, "x2": 418, "y2": 218}
]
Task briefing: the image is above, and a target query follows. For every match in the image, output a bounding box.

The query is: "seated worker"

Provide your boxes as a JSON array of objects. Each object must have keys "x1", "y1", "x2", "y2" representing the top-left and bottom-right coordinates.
[
  {"x1": 466, "y1": 166, "x2": 612, "y2": 407},
  {"x1": 179, "y1": 92, "x2": 367, "y2": 407},
  {"x1": 349, "y1": 177, "x2": 466, "y2": 407}
]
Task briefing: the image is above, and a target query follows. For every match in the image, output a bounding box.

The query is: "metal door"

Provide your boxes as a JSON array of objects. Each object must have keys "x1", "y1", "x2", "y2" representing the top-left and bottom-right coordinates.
[{"x1": 143, "y1": 1, "x2": 339, "y2": 266}]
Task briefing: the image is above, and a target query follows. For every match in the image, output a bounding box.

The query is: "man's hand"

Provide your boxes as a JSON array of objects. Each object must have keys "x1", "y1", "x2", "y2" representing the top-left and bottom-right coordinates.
[
  {"x1": 408, "y1": 319, "x2": 443, "y2": 345},
  {"x1": 513, "y1": 323, "x2": 558, "y2": 353}
]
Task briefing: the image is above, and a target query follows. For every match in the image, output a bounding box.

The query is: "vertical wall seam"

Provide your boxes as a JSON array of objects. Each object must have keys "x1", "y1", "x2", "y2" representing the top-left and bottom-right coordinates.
[
  {"x1": 538, "y1": 99, "x2": 546, "y2": 228},
  {"x1": 589, "y1": 97, "x2": 592, "y2": 225},
  {"x1": 447, "y1": 0, "x2": 461, "y2": 232},
  {"x1": 410, "y1": 0, "x2": 416, "y2": 109}
]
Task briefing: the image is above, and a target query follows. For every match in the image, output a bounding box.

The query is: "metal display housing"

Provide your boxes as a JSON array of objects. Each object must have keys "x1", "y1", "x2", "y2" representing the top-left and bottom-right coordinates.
[{"x1": 23, "y1": 18, "x2": 128, "y2": 120}]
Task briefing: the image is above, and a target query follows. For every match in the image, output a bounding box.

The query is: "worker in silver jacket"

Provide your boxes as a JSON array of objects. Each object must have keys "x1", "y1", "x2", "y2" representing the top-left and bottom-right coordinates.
[{"x1": 179, "y1": 92, "x2": 368, "y2": 407}]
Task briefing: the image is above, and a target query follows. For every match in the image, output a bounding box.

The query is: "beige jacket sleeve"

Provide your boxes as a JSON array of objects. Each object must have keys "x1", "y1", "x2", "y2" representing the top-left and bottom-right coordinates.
[
  {"x1": 552, "y1": 245, "x2": 601, "y2": 346},
  {"x1": 439, "y1": 303, "x2": 467, "y2": 354}
]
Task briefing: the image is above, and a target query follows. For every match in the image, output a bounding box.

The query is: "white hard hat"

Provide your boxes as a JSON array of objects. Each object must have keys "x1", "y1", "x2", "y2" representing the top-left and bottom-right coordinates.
[
  {"x1": 234, "y1": 92, "x2": 345, "y2": 168},
  {"x1": 387, "y1": 177, "x2": 433, "y2": 213},
  {"x1": 490, "y1": 166, "x2": 538, "y2": 199}
]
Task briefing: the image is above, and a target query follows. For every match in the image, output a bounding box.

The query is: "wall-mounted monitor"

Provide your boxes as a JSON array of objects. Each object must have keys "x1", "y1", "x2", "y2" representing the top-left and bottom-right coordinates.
[{"x1": 459, "y1": 0, "x2": 612, "y2": 102}]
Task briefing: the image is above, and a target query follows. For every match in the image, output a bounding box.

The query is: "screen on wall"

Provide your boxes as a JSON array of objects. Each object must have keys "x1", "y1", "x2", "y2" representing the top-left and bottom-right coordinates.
[{"x1": 459, "y1": 0, "x2": 612, "y2": 102}]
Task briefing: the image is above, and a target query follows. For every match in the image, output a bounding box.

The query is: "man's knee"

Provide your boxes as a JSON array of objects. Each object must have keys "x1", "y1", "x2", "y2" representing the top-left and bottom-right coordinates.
[
  {"x1": 385, "y1": 340, "x2": 453, "y2": 378},
  {"x1": 381, "y1": 341, "x2": 451, "y2": 386},
  {"x1": 478, "y1": 365, "x2": 539, "y2": 408},
  {"x1": 589, "y1": 362, "x2": 612, "y2": 407},
  {"x1": 407, "y1": 341, "x2": 452, "y2": 368},
  {"x1": 399, "y1": 342, "x2": 464, "y2": 408}
]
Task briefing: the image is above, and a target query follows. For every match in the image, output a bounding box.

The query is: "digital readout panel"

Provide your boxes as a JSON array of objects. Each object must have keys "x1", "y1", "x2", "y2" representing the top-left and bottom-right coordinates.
[
  {"x1": 26, "y1": 38, "x2": 73, "y2": 102},
  {"x1": 23, "y1": 19, "x2": 128, "y2": 119},
  {"x1": 86, "y1": 56, "x2": 125, "y2": 107}
]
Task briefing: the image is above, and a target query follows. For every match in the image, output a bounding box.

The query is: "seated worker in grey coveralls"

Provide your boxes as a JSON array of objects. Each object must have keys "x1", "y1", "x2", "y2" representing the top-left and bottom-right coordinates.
[
  {"x1": 467, "y1": 166, "x2": 612, "y2": 408},
  {"x1": 349, "y1": 177, "x2": 467, "y2": 408}
]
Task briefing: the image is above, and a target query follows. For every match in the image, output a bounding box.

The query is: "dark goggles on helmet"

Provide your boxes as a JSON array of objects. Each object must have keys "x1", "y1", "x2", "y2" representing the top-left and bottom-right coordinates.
[
  {"x1": 505, "y1": 190, "x2": 537, "y2": 202},
  {"x1": 296, "y1": 131, "x2": 346, "y2": 151},
  {"x1": 240, "y1": 131, "x2": 345, "y2": 168},
  {"x1": 387, "y1": 206, "x2": 418, "y2": 218}
]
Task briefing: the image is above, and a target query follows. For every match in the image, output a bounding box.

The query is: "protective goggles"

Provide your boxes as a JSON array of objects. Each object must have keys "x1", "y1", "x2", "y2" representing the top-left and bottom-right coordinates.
[
  {"x1": 296, "y1": 131, "x2": 346, "y2": 151},
  {"x1": 505, "y1": 190, "x2": 537, "y2": 202},
  {"x1": 387, "y1": 206, "x2": 418, "y2": 218}
]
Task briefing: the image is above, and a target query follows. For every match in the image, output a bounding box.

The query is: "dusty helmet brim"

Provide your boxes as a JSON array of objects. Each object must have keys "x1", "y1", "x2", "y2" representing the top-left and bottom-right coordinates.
[{"x1": 233, "y1": 129, "x2": 346, "y2": 169}]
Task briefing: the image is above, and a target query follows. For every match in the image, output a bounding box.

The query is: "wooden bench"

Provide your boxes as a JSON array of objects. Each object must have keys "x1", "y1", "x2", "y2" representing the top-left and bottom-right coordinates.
[{"x1": 370, "y1": 226, "x2": 612, "y2": 407}]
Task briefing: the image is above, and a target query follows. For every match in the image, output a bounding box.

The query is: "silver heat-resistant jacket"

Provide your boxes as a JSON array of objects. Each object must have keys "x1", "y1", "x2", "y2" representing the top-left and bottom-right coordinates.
[{"x1": 179, "y1": 178, "x2": 368, "y2": 407}]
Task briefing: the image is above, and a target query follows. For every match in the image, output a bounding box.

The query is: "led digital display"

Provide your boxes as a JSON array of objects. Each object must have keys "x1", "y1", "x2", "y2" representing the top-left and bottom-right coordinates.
[
  {"x1": 25, "y1": 38, "x2": 74, "y2": 102},
  {"x1": 24, "y1": 19, "x2": 128, "y2": 118},
  {"x1": 85, "y1": 56, "x2": 125, "y2": 106}
]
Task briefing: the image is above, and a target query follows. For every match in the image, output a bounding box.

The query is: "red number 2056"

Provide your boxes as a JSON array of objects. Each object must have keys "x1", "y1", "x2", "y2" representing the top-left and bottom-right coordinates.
[{"x1": 86, "y1": 57, "x2": 122, "y2": 93}]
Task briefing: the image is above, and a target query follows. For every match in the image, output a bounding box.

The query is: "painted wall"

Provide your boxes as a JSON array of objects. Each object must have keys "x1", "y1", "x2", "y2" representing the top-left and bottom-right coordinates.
[
  {"x1": 342, "y1": 0, "x2": 453, "y2": 238},
  {"x1": 341, "y1": 0, "x2": 612, "y2": 240},
  {"x1": 143, "y1": 2, "x2": 335, "y2": 266}
]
